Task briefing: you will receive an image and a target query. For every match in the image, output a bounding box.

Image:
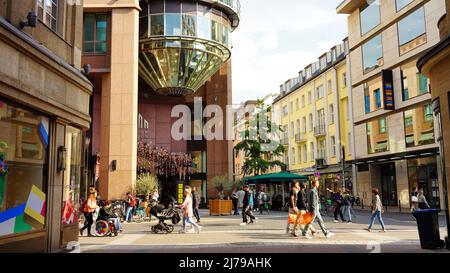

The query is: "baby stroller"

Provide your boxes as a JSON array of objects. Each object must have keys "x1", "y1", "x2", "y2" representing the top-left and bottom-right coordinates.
[{"x1": 150, "y1": 197, "x2": 182, "y2": 234}]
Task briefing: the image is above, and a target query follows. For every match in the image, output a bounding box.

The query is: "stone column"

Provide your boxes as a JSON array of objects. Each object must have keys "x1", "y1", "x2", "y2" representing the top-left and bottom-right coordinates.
[{"x1": 99, "y1": 6, "x2": 139, "y2": 200}]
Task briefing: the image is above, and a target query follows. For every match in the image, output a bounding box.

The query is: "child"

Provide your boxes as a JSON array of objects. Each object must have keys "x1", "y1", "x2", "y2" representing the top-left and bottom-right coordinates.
[{"x1": 98, "y1": 200, "x2": 123, "y2": 232}]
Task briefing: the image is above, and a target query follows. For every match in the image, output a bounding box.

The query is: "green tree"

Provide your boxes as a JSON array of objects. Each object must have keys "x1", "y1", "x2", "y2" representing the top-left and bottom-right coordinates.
[{"x1": 234, "y1": 100, "x2": 286, "y2": 176}]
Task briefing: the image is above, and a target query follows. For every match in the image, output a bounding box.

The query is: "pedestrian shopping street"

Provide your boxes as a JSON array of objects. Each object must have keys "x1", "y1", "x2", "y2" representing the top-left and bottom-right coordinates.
[{"x1": 79, "y1": 209, "x2": 448, "y2": 253}]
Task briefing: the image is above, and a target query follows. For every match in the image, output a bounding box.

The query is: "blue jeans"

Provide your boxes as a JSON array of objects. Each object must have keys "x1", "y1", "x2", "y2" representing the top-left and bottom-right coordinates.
[
  {"x1": 343, "y1": 205, "x2": 352, "y2": 222},
  {"x1": 368, "y1": 210, "x2": 385, "y2": 230},
  {"x1": 182, "y1": 214, "x2": 200, "y2": 231},
  {"x1": 125, "y1": 206, "x2": 133, "y2": 222}
]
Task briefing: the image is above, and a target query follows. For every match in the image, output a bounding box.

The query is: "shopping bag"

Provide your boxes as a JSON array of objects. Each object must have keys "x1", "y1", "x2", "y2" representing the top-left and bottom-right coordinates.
[
  {"x1": 287, "y1": 213, "x2": 297, "y2": 224},
  {"x1": 302, "y1": 212, "x2": 313, "y2": 225},
  {"x1": 297, "y1": 213, "x2": 305, "y2": 225}
]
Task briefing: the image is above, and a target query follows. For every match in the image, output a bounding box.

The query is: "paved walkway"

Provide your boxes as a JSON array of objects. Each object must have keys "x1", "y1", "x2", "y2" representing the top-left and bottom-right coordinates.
[{"x1": 79, "y1": 210, "x2": 449, "y2": 253}]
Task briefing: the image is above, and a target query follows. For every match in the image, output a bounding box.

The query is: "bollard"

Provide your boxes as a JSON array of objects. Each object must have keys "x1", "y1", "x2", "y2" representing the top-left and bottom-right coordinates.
[{"x1": 398, "y1": 199, "x2": 401, "y2": 213}]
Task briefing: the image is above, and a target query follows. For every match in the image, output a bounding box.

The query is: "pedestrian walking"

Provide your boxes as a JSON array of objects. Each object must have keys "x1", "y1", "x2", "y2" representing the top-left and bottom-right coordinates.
[
  {"x1": 176, "y1": 186, "x2": 202, "y2": 233},
  {"x1": 192, "y1": 186, "x2": 201, "y2": 223},
  {"x1": 286, "y1": 181, "x2": 300, "y2": 234},
  {"x1": 342, "y1": 190, "x2": 353, "y2": 223},
  {"x1": 292, "y1": 182, "x2": 317, "y2": 237},
  {"x1": 80, "y1": 190, "x2": 99, "y2": 237},
  {"x1": 411, "y1": 187, "x2": 419, "y2": 212},
  {"x1": 366, "y1": 188, "x2": 386, "y2": 232},
  {"x1": 125, "y1": 192, "x2": 136, "y2": 222},
  {"x1": 417, "y1": 189, "x2": 431, "y2": 210},
  {"x1": 258, "y1": 189, "x2": 268, "y2": 214},
  {"x1": 237, "y1": 187, "x2": 245, "y2": 215},
  {"x1": 231, "y1": 188, "x2": 239, "y2": 215},
  {"x1": 303, "y1": 178, "x2": 335, "y2": 239},
  {"x1": 332, "y1": 189, "x2": 345, "y2": 223},
  {"x1": 240, "y1": 185, "x2": 257, "y2": 226}
]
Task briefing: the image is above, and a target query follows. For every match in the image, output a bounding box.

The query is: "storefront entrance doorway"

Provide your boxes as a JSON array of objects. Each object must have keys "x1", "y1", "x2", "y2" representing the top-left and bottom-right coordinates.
[{"x1": 380, "y1": 163, "x2": 397, "y2": 206}]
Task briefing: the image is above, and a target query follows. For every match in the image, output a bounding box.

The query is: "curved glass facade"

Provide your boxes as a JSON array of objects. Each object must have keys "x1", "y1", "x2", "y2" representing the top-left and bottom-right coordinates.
[{"x1": 138, "y1": 0, "x2": 238, "y2": 96}]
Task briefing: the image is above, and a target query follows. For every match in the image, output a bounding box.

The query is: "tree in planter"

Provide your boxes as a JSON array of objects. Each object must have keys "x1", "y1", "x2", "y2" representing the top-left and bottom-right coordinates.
[
  {"x1": 211, "y1": 174, "x2": 228, "y2": 200},
  {"x1": 135, "y1": 173, "x2": 159, "y2": 198},
  {"x1": 234, "y1": 100, "x2": 286, "y2": 176}
]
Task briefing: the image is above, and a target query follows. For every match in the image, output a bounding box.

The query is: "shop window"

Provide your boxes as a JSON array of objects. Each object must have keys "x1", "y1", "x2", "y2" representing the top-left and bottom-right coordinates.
[
  {"x1": 83, "y1": 14, "x2": 108, "y2": 54},
  {"x1": 62, "y1": 126, "x2": 82, "y2": 226},
  {"x1": 0, "y1": 100, "x2": 49, "y2": 237},
  {"x1": 407, "y1": 157, "x2": 440, "y2": 208}
]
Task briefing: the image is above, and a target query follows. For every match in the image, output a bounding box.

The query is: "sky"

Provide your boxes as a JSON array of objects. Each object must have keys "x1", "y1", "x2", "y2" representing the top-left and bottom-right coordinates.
[{"x1": 231, "y1": 0, "x2": 348, "y2": 104}]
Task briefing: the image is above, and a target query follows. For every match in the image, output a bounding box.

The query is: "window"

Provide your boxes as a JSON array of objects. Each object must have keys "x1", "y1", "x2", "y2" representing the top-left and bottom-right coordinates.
[
  {"x1": 296, "y1": 119, "x2": 300, "y2": 135},
  {"x1": 297, "y1": 147, "x2": 301, "y2": 163},
  {"x1": 197, "y1": 14, "x2": 211, "y2": 40},
  {"x1": 150, "y1": 14, "x2": 164, "y2": 36},
  {"x1": 38, "y1": 0, "x2": 58, "y2": 32},
  {"x1": 330, "y1": 136, "x2": 336, "y2": 157},
  {"x1": 302, "y1": 117, "x2": 307, "y2": 133},
  {"x1": 301, "y1": 95, "x2": 305, "y2": 108},
  {"x1": 328, "y1": 80, "x2": 333, "y2": 94},
  {"x1": 367, "y1": 117, "x2": 389, "y2": 154},
  {"x1": 291, "y1": 148, "x2": 296, "y2": 164},
  {"x1": 404, "y1": 104, "x2": 435, "y2": 147},
  {"x1": 182, "y1": 14, "x2": 197, "y2": 37},
  {"x1": 316, "y1": 85, "x2": 324, "y2": 100},
  {"x1": 396, "y1": 0, "x2": 414, "y2": 11},
  {"x1": 302, "y1": 144, "x2": 307, "y2": 163},
  {"x1": 374, "y1": 89, "x2": 382, "y2": 109},
  {"x1": 310, "y1": 142, "x2": 314, "y2": 162},
  {"x1": 283, "y1": 106, "x2": 288, "y2": 117},
  {"x1": 309, "y1": 114, "x2": 313, "y2": 131},
  {"x1": 345, "y1": 99, "x2": 350, "y2": 120},
  {"x1": 398, "y1": 7, "x2": 426, "y2": 55},
  {"x1": 362, "y1": 34, "x2": 383, "y2": 73},
  {"x1": 348, "y1": 132, "x2": 353, "y2": 155},
  {"x1": 318, "y1": 139, "x2": 326, "y2": 159},
  {"x1": 290, "y1": 102, "x2": 294, "y2": 113},
  {"x1": 379, "y1": 117, "x2": 387, "y2": 134},
  {"x1": 166, "y1": 13, "x2": 182, "y2": 36},
  {"x1": 0, "y1": 101, "x2": 49, "y2": 236},
  {"x1": 360, "y1": 0, "x2": 381, "y2": 35},
  {"x1": 295, "y1": 99, "x2": 299, "y2": 111},
  {"x1": 329, "y1": 104, "x2": 334, "y2": 124},
  {"x1": 342, "y1": 72, "x2": 347, "y2": 87},
  {"x1": 364, "y1": 86, "x2": 371, "y2": 113},
  {"x1": 62, "y1": 126, "x2": 82, "y2": 226},
  {"x1": 83, "y1": 14, "x2": 108, "y2": 54},
  {"x1": 418, "y1": 73, "x2": 430, "y2": 95},
  {"x1": 291, "y1": 122, "x2": 295, "y2": 138},
  {"x1": 402, "y1": 71, "x2": 409, "y2": 100},
  {"x1": 308, "y1": 91, "x2": 312, "y2": 104}
]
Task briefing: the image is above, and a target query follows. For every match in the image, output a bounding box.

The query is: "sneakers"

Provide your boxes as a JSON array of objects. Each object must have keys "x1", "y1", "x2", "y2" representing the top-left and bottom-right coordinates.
[
  {"x1": 325, "y1": 232, "x2": 335, "y2": 238},
  {"x1": 240, "y1": 222, "x2": 247, "y2": 226},
  {"x1": 291, "y1": 232, "x2": 298, "y2": 237},
  {"x1": 333, "y1": 220, "x2": 339, "y2": 223},
  {"x1": 366, "y1": 228, "x2": 372, "y2": 232},
  {"x1": 311, "y1": 230, "x2": 317, "y2": 237},
  {"x1": 380, "y1": 229, "x2": 387, "y2": 233},
  {"x1": 304, "y1": 233, "x2": 312, "y2": 239}
]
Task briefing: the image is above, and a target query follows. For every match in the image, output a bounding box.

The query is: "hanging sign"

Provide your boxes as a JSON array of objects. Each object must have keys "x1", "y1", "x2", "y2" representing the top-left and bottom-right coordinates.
[{"x1": 382, "y1": 69, "x2": 395, "y2": 110}]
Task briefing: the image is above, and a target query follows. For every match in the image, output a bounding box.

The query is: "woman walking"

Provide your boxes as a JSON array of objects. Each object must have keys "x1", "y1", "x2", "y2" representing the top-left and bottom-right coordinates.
[
  {"x1": 176, "y1": 186, "x2": 202, "y2": 233},
  {"x1": 80, "y1": 190, "x2": 99, "y2": 236},
  {"x1": 366, "y1": 188, "x2": 386, "y2": 232}
]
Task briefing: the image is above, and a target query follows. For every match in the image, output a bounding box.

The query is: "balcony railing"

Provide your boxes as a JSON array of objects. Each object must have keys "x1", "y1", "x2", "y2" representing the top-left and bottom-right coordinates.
[
  {"x1": 314, "y1": 124, "x2": 326, "y2": 136},
  {"x1": 295, "y1": 133, "x2": 306, "y2": 143},
  {"x1": 315, "y1": 158, "x2": 327, "y2": 168}
]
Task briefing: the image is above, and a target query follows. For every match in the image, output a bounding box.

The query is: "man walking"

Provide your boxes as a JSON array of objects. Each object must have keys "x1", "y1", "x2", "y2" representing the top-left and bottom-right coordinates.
[
  {"x1": 303, "y1": 178, "x2": 334, "y2": 239},
  {"x1": 240, "y1": 185, "x2": 256, "y2": 226},
  {"x1": 286, "y1": 181, "x2": 300, "y2": 234},
  {"x1": 192, "y1": 186, "x2": 201, "y2": 223},
  {"x1": 292, "y1": 182, "x2": 316, "y2": 237},
  {"x1": 231, "y1": 188, "x2": 239, "y2": 215},
  {"x1": 237, "y1": 186, "x2": 245, "y2": 215}
]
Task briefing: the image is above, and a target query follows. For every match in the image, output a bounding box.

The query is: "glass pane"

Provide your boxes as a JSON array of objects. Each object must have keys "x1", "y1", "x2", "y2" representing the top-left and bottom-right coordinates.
[
  {"x1": 83, "y1": 42, "x2": 94, "y2": 53},
  {"x1": 365, "y1": 95, "x2": 370, "y2": 113},
  {"x1": 362, "y1": 34, "x2": 383, "y2": 73},
  {"x1": 396, "y1": 0, "x2": 414, "y2": 11},
  {"x1": 0, "y1": 101, "x2": 49, "y2": 235},
  {"x1": 139, "y1": 16, "x2": 149, "y2": 39},
  {"x1": 96, "y1": 15, "x2": 107, "y2": 42},
  {"x1": 374, "y1": 89, "x2": 381, "y2": 109},
  {"x1": 150, "y1": 14, "x2": 164, "y2": 36},
  {"x1": 182, "y1": 14, "x2": 197, "y2": 37},
  {"x1": 95, "y1": 42, "x2": 107, "y2": 53},
  {"x1": 166, "y1": 13, "x2": 182, "y2": 36},
  {"x1": 84, "y1": 14, "x2": 95, "y2": 42},
  {"x1": 398, "y1": 7, "x2": 425, "y2": 46},
  {"x1": 149, "y1": 0, "x2": 164, "y2": 14},
  {"x1": 197, "y1": 15, "x2": 211, "y2": 40},
  {"x1": 367, "y1": 117, "x2": 389, "y2": 154},
  {"x1": 211, "y1": 20, "x2": 221, "y2": 43},
  {"x1": 62, "y1": 126, "x2": 82, "y2": 226},
  {"x1": 360, "y1": 0, "x2": 380, "y2": 35},
  {"x1": 418, "y1": 73, "x2": 429, "y2": 94},
  {"x1": 403, "y1": 103, "x2": 435, "y2": 147}
]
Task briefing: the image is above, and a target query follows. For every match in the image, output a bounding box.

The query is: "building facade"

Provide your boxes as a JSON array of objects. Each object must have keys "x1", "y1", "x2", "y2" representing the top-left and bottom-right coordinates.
[
  {"x1": 82, "y1": 0, "x2": 239, "y2": 202},
  {"x1": 273, "y1": 40, "x2": 355, "y2": 194},
  {"x1": 337, "y1": 0, "x2": 447, "y2": 209},
  {"x1": 0, "y1": 0, "x2": 92, "y2": 252}
]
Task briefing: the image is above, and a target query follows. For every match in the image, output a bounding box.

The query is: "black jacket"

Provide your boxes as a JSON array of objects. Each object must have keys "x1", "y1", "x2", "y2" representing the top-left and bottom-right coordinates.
[
  {"x1": 98, "y1": 207, "x2": 115, "y2": 221},
  {"x1": 192, "y1": 192, "x2": 201, "y2": 208},
  {"x1": 297, "y1": 189, "x2": 308, "y2": 210},
  {"x1": 242, "y1": 191, "x2": 250, "y2": 207}
]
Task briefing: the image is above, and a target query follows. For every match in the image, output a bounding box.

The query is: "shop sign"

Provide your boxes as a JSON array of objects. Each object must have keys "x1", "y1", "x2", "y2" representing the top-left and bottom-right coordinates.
[
  {"x1": 382, "y1": 69, "x2": 395, "y2": 110},
  {"x1": 177, "y1": 181, "x2": 184, "y2": 204}
]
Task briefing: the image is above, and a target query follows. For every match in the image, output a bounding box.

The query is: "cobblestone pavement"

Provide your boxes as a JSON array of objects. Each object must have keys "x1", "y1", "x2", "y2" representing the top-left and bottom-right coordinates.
[{"x1": 79, "y1": 209, "x2": 449, "y2": 253}]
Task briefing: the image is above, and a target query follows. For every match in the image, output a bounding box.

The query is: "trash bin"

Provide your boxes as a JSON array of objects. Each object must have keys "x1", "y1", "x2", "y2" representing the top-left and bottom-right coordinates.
[{"x1": 412, "y1": 209, "x2": 446, "y2": 250}]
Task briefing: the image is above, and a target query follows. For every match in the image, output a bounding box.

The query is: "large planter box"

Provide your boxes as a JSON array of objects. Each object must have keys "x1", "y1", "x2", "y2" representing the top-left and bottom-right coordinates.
[{"x1": 209, "y1": 199, "x2": 232, "y2": 216}]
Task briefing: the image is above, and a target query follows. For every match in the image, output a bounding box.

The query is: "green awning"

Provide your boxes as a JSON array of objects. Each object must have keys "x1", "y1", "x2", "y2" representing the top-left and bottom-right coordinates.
[{"x1": 242, "y1": 172, "x2": 308, "y2": 183}]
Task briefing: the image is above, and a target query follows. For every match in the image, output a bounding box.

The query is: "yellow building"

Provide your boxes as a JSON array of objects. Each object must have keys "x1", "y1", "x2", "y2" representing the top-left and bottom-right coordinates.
[{"x1": 273, "y1": 39, "x2": 355, "y2": 193}]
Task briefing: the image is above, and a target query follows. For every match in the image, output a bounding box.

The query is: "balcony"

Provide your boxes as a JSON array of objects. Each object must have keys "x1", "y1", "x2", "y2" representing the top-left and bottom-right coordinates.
[
  {"x1": 295, "y1": 133, "x2": 306, "y2": 143},
  {"x1": 314, "y1": 124, "x2": 326, "y2": 137}
]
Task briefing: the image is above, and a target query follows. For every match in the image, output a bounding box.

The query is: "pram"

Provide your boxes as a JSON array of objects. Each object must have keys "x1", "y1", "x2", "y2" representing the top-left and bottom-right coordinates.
[{"x1": 150, "y1": 198, "x2": 182, "y2": 234}]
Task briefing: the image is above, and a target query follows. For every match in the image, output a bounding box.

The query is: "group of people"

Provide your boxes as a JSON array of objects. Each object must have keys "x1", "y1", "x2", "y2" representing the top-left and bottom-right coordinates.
[
  {"x1": 410, "y1": 187, "x2": 431, "y2": 212},
  {"x1": 326, "y1": 188, "x2": 356, "y2": 223},
  {"x1": 231, "y1": 186, "x2": 270, "y2": 217}
]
